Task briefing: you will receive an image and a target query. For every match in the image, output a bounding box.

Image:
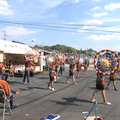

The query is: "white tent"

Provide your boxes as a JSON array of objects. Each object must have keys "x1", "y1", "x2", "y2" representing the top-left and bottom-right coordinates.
[
  {"x1": 0, "y1": 40, "x2": 32, "y2": 64},
  {"x1": 0, "y1": 40, "x2": 32, "y2": 54}
]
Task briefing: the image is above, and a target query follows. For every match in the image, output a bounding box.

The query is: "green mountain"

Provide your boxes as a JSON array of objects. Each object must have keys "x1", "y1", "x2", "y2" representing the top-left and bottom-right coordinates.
[{"x1": 44, "y1": 44, "x2": 97, "y2": 55}]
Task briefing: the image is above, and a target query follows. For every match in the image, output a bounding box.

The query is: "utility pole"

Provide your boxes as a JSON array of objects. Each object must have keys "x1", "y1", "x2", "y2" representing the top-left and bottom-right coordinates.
[{"x1": 2, "y1": 30, "x2": 6, "y2": 40}]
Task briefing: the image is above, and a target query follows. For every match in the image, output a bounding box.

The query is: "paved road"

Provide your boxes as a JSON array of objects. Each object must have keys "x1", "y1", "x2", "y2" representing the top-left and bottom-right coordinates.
[{"x1": 0, "y1": 69, "x2": 120, "y2": 120}]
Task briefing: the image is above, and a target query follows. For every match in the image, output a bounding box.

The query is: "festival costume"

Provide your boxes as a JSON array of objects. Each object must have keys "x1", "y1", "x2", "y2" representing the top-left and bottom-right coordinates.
[
  {"x1": 23, "y1": 50, "x2": 40, "y2": 84},
  {"x1": 49, "y1": 70, "x2": 56, "y2": 81},
  {"x1": 94, "y1": 50, "x2": 118, "y2": 76},
  {"x1": 96, "y1": 72, "x2": 105, "y2": 90},
  {"x1": 69, "y1": 65, "x2": 74, "y2": 76},
  {"x1": 67, "y1": 51, "x2": 80, "y2": 65},
  {"x1": 47, "y1": 53, "x2": 58, "y2": 90},
  {"x1": 94, "y1": 50, "x2": 118, "y2": 90},
  {"x1": 66, "y1": 52, "x2": 79, "y2": 85},
  {"x1": 69, "y1": 68, "x2": 74, "y2": 76},
  {"x1": 24, "y1": 49, "x2": 40, "y2": 61},
  {"x1": 109, "y1": 74, "x2": 116, "y2": 81},
  {"x1": 23, "y1": 60, "x2": 32, "y2": 84},
  {"x1": 56, "y1": 53, "x2": 66, "y2": 75},
  {"x1": 57, "y1": 53, "x2": 66, "y2": 63},
  {"x1": 83, "y1": 55, "x2": 90, "y2": 68},
  {"x1": 47, "y1": 53, "x2": 58, "y2": 69},
  {"x1": 55, "y1": 66, "x2": 58, "y2": 72},
  {"x1": 76, "y1": 63, "x2": 80, "y2": 72}
]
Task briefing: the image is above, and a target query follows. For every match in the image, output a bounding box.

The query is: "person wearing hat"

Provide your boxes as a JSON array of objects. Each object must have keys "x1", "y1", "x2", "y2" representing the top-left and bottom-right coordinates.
[
  {"x1": 83, "y1": 56, "x2": 90, "y2": 74},
  {"x1": 23, "y1": 59, "x2": 35, "y2": 85},
  {"x1": 83, "y1": 61, "x2": 88, "y2": 74},
  {"x1": 47, "y1": 67, "x2": 56, "y2": 91},
  {"x1": 66, "y1": 64, "x2": 77, "y2": 85},
  {"x1": 91, "y1": 72, "x2": 111, "y2": 105},
  {"x1": 106, "y1": 73, "x2": 118, "y2": 91},
  {"x1": 91, "y1": 57, "x2": 112, "y2": 105}
]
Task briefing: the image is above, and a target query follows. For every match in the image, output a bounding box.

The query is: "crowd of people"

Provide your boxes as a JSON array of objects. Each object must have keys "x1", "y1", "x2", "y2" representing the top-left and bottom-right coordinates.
[
  {"x1": 0, "y1": 51, "x2": 119, "y2": 113},
  {"x1": 47, "y1": 58, "x2": 90, "y2": 91},
  {"x1": 0, "y1": 58, "x2": 36, "y2": 109},
  {"x1": 46, "y1": 52, "x2": 119, "y2": 107}
]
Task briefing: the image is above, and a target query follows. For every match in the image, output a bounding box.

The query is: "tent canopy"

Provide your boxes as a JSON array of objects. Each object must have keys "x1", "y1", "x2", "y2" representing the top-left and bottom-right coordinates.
[{"x1": 0, "y1": 40, "x2": 32, "y2": 54}]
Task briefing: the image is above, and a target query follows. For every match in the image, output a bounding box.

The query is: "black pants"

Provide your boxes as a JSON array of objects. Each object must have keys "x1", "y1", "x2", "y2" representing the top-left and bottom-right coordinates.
[{"x1": 58, "y1": 68, "x2": 63, "y2": 75}]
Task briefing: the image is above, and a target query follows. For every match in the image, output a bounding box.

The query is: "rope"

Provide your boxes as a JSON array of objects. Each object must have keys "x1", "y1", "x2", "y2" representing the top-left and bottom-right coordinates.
[{"x1": 84, "y1": 103, "x2": 96, "y2": 120}]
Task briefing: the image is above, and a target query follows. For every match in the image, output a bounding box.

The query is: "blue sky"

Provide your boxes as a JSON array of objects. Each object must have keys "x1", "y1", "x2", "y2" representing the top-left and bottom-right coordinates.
[{"x1": 0, "y1": 0, "x2": 120, "y2": 52}]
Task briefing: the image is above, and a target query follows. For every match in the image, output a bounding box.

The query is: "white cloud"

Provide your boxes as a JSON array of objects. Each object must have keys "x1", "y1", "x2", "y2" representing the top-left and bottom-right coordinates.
[
  {"x1": 94, "y1": 46, "x2": 103, "y2": 52},
  {"x1": 95, "y1": 45, "x2": 120, "y2": 52},
  {"x1": 73, "y1": 0, "x2": 79, "y2": 3},
  {"x1": 0, "y1": 0, "x2": 14, "y2": 15},
  {"x1": 5, "y1": 26, "x2": 38, "y2": 37},
  {"x1": 20, "y1": 0, "x2": 23, "y2": 3},
  {"x1": 90, "y1": 6, "x2": 101, "y2": 11},
  {"x1": 93, "y1": 12, "x2": 107, "y2": 18},
  {"x1": 86, "y1": 19, "x2": 103, "y2": 24},
  {"x1": 40, "y1": 0, "x2": 64, "y2": 9},
  {"x1": 93, "y1": 0, "x2": 100, "y2": 1},
  {"x1": 112, "y1": 46, "x2": 120, "y2": 52},
  {"x1": 85, "y1": 33, "x2": 120, "y2": 41},
  {"x1": 105, "y1": 3, "x2": 120, "y2": 10},
  {"x1": 102, "y1": 18, "x2": 120, "y2": 22}
]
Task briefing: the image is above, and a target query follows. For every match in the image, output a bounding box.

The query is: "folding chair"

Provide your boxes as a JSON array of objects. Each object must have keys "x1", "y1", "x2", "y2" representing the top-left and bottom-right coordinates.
[
  {"x1": 0, "y1": 89, "x2": 12, "y2": 120},
  {"x1": 8, "y1": 67, "x2": 14, "y2": 83}
]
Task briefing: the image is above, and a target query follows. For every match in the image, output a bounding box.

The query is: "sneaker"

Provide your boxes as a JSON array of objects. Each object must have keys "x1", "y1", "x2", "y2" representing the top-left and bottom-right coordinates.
[
  {"x1": 51, "y1": 87, "x2": 55, "y2": 91},
  {"x1": 11, "y1": 105, "x2": 17, "y2": 109},
  {"x1": 28, "y1": 82, "x2": 33, "y2": 85},
  {"x1": 114, "y1": 88, "x2": 118, "y2": 91},
  {"x1": 91, "y1": 99, "x2": 96, "y2": 103},
  {"x1": 47, "y1": 86, "x2": 51, "y2": 89},
  {"x1": 23, "y1": 82, "x2": 28, "y2": 84},
  {"x1": 66, "y1": 81, "x2": 70, "y2": 83},
  {"x1": 103, "y1": 101, "x2": 111, "y2": 105},
  {"x1": 76, "y1": 76, "x2": 79, "y2": 78},
  {"x1": 15, "y1": 90, "x2": 20, "y2": 94},
  {"x1": 73, "y1": 82, "x2": 77, "y2": 85},
  {"x1": 57, "y1": 77, "x2": 59, "y2": 79}
]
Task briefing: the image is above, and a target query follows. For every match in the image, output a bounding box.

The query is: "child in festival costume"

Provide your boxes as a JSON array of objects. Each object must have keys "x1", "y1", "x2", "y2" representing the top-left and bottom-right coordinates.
[
  {"x1": 66, "y1": 64, "x2": 77, "y2": 85},
  {"x1": 84, "y1": 57, "x2": 88, "y2": 74},
  {"x1": 91, "y1": 58, "x2": 111, "y2": 105},
  {"x1": 47, "y1": 67, "x2": 56, "y2": 91},
  {"x1": 106, "y1": 73, "x2": 118, "y2": 91}
]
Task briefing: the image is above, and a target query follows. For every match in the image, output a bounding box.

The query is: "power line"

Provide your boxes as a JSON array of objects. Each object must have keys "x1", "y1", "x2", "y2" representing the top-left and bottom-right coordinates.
[{"x1": 1, "y1": 20, "x2": 120, "y2": 35}]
